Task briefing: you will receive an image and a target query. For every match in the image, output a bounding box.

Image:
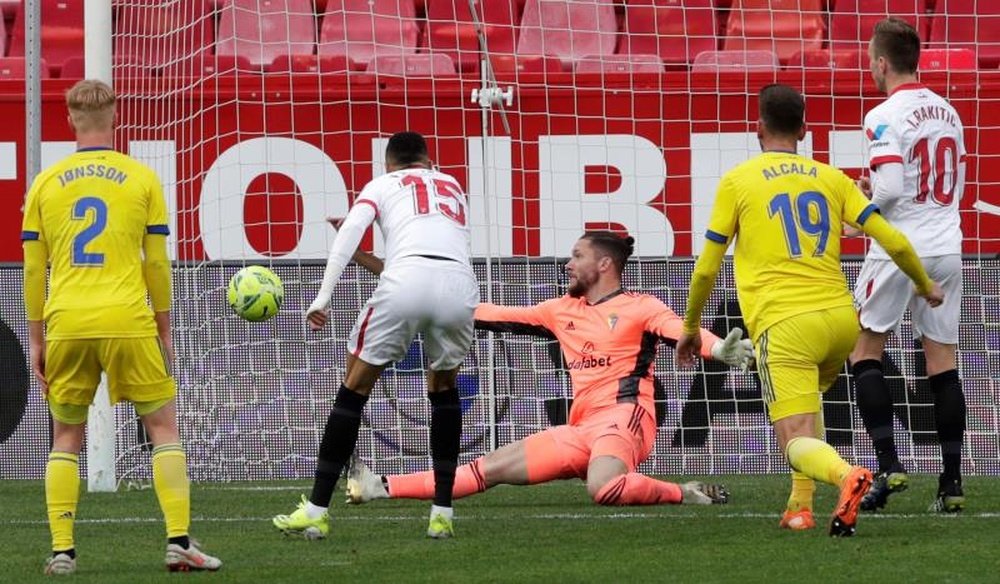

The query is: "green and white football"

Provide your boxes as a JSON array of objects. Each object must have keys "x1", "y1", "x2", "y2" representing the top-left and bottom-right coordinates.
[{"x1": 227, "y1": 265, "x2": 284, "y2": 322}]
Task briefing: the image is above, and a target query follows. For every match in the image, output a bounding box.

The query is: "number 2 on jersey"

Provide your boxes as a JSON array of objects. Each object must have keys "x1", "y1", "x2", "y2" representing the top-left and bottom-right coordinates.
[
  {"x1": 401, "y1": 175, "x2": 467, "y2": 226},
  {"x1": 768, "y1": 191, "x2": 830, "y2": 258},
  {"x1": 72, "y1": 196, "x2": 108, "y2": 266}
]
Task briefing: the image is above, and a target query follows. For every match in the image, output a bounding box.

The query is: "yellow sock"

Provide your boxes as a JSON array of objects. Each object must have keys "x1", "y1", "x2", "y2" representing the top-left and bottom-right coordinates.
[
  {"x1": 152, "y1": 443, "x2": 190, "y2": 538},
  {"x1": 786, "y1": 471, "x2": 815, "y2": 512},
  {"x1": 46, "y1": 452, "x2": 80, "y2": 552},
  {"x1": 785, "y1": 437, "x2": 852, "y2": 486}
]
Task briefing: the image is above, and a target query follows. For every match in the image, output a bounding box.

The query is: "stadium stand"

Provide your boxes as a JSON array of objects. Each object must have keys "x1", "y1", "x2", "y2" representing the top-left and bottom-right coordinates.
[
  {"x1": 59, "y1": 55, "x2": 149, "y2": 80},
  {"x1": 618, "y1": 0, "x2": 717, "y2": 67},
  {"x1": 267, "y1": 54, "x2": 353, "y2": 73},
  {"x1": 576, "y1": 53, "x2": 665, "y2": 73},
  {"x1": 9, "y1": 0, "x2": 83, "y2": 76},
  {"x1": 0, "y1": 56, "x2": 48, "y2": 79},
  {"x1": 366, "y1": 53, "x2": 458, "y2": 76},
  {"x1": 919, "y1": 47, "x2": 977, "y2": 71},
  {"x1": 929, "y1": 0, "x2": 1000, "y2": 69},
  {"x1": 829, "y1": 0, "x2": 929, "y2": 51},
  {"x1": 516, "y1": 0, "x2": 618, "y2": 69},
  {"x1": 788, "y1": 48, "x2": 867, "y2": 70},
  {"x1": 317, "y1": 0, "x2": 421, "y2": 70},
  {"x1": 691, "y1": 49, "x2": 780, "y2": 72},
  {"x1": 722, "y1": 0, "x2": 825, "y2": 64},
  {"x1": 424, "y1": 0, "x2": 520, "y2": 72},
  {"x1": 114, "y1": 0, "x2": 214, "y2": 73},
  {"x1": 216, "y1": 0, "x2": 316, "y2": 69}
]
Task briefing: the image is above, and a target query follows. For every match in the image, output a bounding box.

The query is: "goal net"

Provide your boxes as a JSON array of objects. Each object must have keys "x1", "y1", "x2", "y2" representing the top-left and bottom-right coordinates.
[{"x1": 83, "y1": 0, "x2": 1000, "y2": 484}]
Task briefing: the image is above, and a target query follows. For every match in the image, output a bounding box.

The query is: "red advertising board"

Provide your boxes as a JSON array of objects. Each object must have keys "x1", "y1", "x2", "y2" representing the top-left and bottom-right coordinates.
[{"x1": 1, "y1": 71, "x2": 997, "y2": 261}]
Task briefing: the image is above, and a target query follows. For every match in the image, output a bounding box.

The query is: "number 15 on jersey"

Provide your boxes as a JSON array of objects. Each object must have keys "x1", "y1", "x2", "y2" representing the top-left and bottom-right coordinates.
[{"x1": 401, "y1": 175, "x2": 467, "y2": 226}]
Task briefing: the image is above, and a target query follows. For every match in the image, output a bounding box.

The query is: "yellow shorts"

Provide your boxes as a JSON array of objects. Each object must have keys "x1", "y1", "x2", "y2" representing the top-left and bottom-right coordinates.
[
  {"x1": 756, "y1": 305, "x2": 859, "y2": 422},
  {"x1": 46, "y1": 337, "x2": 176, "y2": 424}
]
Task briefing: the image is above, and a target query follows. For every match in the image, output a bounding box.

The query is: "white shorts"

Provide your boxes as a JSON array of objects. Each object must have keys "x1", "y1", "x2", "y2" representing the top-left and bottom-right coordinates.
[
  {"x1": 853, "y1": 254, "x2": 962, "y2": 344},
  {"x1": 348, "y1": 256, "x2": 479, "y2": 370}
]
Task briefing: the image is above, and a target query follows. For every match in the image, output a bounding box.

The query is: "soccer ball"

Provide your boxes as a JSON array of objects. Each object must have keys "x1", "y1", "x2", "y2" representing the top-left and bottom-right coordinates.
[{"x1": 227, "y1": 265, "x2": 284, "y2": 322}]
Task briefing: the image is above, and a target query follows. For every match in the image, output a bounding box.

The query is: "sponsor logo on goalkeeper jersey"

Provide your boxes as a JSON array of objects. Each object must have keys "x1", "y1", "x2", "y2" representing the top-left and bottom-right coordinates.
[{"x1": 565, "y1": 354, "x2": 612, "y2": 370}]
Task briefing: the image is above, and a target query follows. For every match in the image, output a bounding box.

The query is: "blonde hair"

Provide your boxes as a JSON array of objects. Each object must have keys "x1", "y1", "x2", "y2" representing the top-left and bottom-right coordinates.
[{"x1": 66, "y1": 79, "x2": 116, "y2": 133}]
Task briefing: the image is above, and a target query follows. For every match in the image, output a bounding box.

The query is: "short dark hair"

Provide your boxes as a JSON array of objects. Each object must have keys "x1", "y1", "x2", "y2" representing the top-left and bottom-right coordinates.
[
  {"x1": 871, "y1": 17, "x2": 921, "y2": 75},
  {"x1": 580, "y1": 231, "x2": 635, "y2": 276},
  {"x1": 385, "y1": 131, "x2": 429, "y2": 167},
  {"x1": 759, "y1": 84, "x2": 805, "y2": 137}
]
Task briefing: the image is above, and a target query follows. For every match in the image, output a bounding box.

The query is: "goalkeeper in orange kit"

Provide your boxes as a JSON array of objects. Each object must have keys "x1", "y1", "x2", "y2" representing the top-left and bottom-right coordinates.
[{"x1": 338, "y1": 229, "x2": 752, "y2": 507}]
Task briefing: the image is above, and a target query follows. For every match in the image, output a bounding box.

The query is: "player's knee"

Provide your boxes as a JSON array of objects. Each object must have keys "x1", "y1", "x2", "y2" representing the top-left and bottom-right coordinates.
[{"x1": 588, "y1": 475, "x2": 629, "y2": 505}]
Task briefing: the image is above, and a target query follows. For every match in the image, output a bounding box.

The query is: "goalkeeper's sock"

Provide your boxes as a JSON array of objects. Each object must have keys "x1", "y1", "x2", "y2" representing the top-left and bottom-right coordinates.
[
  {"x1": 785, "y1": 437, "x2": 852, "y2": 486},
  {"x1": 786, "y1": 471, "x2": 815, "y2": 512},
  {"x1": 429, "y1": 388, "x2": 462, "y2": 508},
  {"x1": 152, "y1": 443, "x2": 191, "y2": 538},
  {"x1": 311, "y1": 385, "x2": 368, "y2": 508},
  {"x1": 929, "y1": 369, "x2": 966, "y2": 481},
  {"x1": 387, "y1": 459, "x2": 487, "y2": 500},
  {"x1": 46, "y1": 452, "x2": 80, "y2": 553},
  {"x1": 594, "y1": 473, "x2": 682, "y2": 506},
  {"x1": 853, "y1": 359, "x2": 899, "y2": 473}
]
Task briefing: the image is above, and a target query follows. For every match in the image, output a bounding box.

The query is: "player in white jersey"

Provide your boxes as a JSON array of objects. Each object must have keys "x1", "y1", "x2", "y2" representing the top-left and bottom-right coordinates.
[
  {"x1": 850, "y1": 18, "x2": 967, "y2": 513},
  {"x1": 272, "y1": 132, "x2": 479, "y2": 539}
]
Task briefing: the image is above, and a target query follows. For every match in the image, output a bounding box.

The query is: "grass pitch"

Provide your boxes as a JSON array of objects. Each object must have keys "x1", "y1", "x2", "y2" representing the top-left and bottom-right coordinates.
[{"x1": 2, "y1": 475, "x2": 997, "y2": 582}]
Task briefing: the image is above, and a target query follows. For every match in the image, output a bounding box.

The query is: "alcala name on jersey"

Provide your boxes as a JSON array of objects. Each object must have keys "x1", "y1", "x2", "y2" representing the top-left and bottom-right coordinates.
[{"x1": 762, "y1": 162, "x2": 818, "y2": 181}]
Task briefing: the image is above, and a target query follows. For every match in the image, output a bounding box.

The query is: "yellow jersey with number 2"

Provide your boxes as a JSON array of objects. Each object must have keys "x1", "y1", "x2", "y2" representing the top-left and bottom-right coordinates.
[{"x1": 21, "y1": 147, "x2": 169, "y2": 339}]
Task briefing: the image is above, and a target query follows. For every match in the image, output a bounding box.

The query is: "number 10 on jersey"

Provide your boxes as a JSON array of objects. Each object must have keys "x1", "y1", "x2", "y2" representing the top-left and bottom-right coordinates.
[{"x1": 401, "y1": 175, "x2": 467, "y2": 226}]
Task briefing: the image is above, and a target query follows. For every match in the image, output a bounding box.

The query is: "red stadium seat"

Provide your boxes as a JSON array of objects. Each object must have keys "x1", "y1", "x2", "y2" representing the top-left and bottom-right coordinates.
[
  {"x1": 217, "y1": 0, "x2": 316, "y2": 68},
  {"x1": 576, "y1": 54, "x2": 665, "y2": 73},
  {"x1": 691, "y1": 49, "x2": 779, "y2": 72},
  {"x1": 425, "y1": 0, "x2": 519, "y2": 72},
  {"x1": 829, "y1": 1, "x2": 928, "y2": 51},
  {"x1": 165, "y1": 54, "x2": 256, "y2": 78},
  {"x1": 268, "y1": 54, "x2": 353, "y2": 73},
  {"x1": 516, "y1": 0, "x2": 618, "y2": 69},
  {"x1": 60, "y1": 55, "x2": 149, "y2": 79},
  {"x1": 10, "y1": 0, "x2": 83, "y2": 76},
  {"x1": 723, "y1": 0, "x2": 824, "y2": 64},
  {"x1": 366, "y1": 54, "x2": 458, "y2": 76},
  {"x1": 788, "y1": 48, "x2": 867, "y2": 70},
  {"x1": 619, "y1": 0, "x2": 717, "y2": 66},
  {"x1": 0, "y1": 57, "x2": 49, "y2": 80},
  {"x1": 318, "y1": 0, "x2": 420, "y2": 70},
  {"x1": 919, "y1": 48, "x2": 976, "y2": 72},
  {"x1": 114, "y1": 0, "x2": 214, "y2": 72},
  {"x1": 488, "y1": 54, "x2": 564, "y2": 74},
  {"x1": 930, "y1": 0, "x2": 1000, "y2": 68}
]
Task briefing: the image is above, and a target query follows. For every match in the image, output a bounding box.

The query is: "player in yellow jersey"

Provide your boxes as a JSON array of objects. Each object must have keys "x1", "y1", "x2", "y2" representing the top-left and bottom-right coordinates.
[
  {"x1": 21, "y1": 80, "x2": 221, "y2": 574},
  {"x1": 676, "y1": 84, "x2": 943, "y2": 537}
]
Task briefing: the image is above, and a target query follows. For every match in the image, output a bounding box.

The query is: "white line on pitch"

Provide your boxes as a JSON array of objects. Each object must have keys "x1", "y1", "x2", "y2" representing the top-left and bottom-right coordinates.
[{"x1": 4, "y1": 511, "x2": 1000, "y2": 526}]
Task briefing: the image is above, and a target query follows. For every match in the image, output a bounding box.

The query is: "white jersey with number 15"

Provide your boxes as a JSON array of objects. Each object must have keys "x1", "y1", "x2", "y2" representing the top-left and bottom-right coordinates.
[
  {"x1": 864, "y1": 83, "x2": 965, "y2": 259},
  {"x1": 354, "y1": 168, "x2": 472, "y2": 266}
]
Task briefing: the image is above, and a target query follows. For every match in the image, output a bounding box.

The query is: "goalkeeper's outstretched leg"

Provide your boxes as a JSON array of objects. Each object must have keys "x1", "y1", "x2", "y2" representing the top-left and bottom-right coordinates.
[{"x1": 349, "y1": 403, "x2": 728, "y2": 506}]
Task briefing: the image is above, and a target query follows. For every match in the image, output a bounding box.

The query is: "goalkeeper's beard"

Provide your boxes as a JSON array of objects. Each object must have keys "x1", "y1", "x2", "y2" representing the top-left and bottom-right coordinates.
[{"x1": 567, "y1": 272, "x2": 598, "y2": 298}]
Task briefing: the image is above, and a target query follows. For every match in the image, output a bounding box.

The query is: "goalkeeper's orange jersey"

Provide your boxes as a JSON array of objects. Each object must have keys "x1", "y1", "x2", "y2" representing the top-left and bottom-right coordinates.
[
  {"x1": 21, "y1": 147, "x2": 169, "y2": 339},
  {"x1": 475, "y1": 290, "x2": 720, "y2": 425}
]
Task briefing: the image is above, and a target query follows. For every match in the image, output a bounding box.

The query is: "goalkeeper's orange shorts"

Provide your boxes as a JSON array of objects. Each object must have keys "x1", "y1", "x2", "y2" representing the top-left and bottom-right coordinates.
[
  {"x1": 521, "y1": 403, "x2": 656, "y2": 483},
  {"x1": 755, "y1": 305, "x2": 859, "y2": 422}
]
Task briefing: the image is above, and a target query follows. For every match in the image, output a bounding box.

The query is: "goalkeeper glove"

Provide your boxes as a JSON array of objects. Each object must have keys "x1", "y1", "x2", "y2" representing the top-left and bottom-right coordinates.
[{"x1": 710, "y1": 328, "x2": 754, "y2": 371}]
